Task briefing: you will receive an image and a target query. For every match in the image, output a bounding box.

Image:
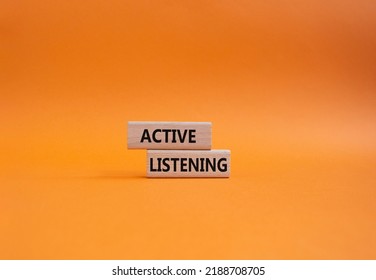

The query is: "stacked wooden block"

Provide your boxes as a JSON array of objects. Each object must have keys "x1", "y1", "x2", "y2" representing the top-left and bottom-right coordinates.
[{"x1": 127, "y1": 121, "x2": 231, "y2": 178}]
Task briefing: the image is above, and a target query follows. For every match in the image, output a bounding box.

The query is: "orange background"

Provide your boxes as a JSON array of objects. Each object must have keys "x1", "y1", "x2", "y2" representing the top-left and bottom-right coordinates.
[{"x1": 1, "y1": 0, "x2": 376, "y2": 259}]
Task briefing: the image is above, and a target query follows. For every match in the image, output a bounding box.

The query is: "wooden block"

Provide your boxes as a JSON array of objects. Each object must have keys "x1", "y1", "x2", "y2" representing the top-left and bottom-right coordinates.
[
  {"x1": 128, "y1": 121, "x2": 211, "y2": 150},
  {"x1": 147, "y1": 150, "x2": 230, "y2": 178}
]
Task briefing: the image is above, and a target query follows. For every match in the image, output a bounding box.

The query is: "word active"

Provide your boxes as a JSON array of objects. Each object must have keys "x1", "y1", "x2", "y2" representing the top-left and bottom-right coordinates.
[{"x1": 128, "y1": 121, "x2": 211, "y2": 150}]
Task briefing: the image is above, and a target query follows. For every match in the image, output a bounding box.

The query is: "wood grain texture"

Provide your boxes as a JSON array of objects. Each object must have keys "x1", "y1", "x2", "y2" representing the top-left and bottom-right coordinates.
[
  {"x1": 128, "y1": 121, "x2": 212, "y2": 149},
  {"x1": 147, "y1": 150, "x2": 230, "y2": 178}
]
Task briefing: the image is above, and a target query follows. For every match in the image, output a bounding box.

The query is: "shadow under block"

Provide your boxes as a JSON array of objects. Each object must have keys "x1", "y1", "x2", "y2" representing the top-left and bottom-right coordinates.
[
  {"x1": 128, "y1": 121, "x2": 212, "y2": 150},
  {"x1": 147, "y1": 150, "x2": 231, "y2": 178}
]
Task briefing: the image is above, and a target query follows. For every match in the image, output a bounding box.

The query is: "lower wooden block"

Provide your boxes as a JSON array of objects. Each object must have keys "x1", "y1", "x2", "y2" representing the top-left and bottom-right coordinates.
[{"x1": 147, "y1": 150, "x2": 230, "y2": 178}]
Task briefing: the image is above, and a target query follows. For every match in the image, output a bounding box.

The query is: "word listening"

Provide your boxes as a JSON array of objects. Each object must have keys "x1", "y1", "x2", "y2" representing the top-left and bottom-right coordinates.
[{"x1": 149, "y1": 157, "x2": 228, "y2": 173}]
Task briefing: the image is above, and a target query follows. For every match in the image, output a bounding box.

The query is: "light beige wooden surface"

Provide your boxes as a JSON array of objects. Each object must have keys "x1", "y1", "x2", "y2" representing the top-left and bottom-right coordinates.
[
  {"x1": 147, "y1": 150, "x2": 230, "y2": 177},
  {"x1": 128, "y1": 121, "x2": 212, "y2": 150}
]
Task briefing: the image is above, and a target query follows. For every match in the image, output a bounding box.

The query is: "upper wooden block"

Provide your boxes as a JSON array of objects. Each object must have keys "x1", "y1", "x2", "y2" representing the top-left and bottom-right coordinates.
[{"x1": 127, "y1": 121, "x2": 212, "y2": 150}]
